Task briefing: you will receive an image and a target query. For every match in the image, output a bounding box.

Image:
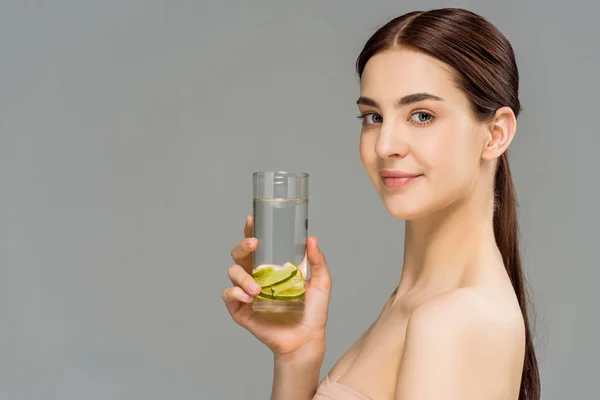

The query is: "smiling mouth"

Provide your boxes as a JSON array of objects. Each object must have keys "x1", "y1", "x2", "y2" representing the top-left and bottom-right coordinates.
[{"x1": 380, "y1": 174, "x2": 423, "y2": 188}]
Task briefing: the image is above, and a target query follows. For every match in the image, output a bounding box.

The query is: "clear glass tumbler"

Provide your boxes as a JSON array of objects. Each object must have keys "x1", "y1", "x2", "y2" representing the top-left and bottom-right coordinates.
[{"x1": 252, "y1": 171, "x2": 308, "y2": 313}]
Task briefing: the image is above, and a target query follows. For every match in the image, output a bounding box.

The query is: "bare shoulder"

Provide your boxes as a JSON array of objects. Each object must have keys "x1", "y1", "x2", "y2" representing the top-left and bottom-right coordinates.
[
  {"x1": 395, "y1": 288, "x2": 526, "y2": 399},
  {"x1": 409, "y1": 287, "x2": 525, "y2": 338}
]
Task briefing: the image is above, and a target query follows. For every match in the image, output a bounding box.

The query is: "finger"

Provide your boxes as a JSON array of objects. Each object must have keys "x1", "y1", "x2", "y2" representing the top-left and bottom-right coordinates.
[
  {"x1": 222, "y1": 286, "x2": 254, "y2": 307},
  {"x1": 228, "y1": 264, "x2": 262, "y2": 295},
  {"x1": 244, "y1": 214, "x2": 253, "y2": 239},
  {"x1": 306, "y1": 236, "x2": 331, "y2": 291},
  {"x1": 303, "y1": 236, "x2": 332, "y2": 329},
  {"x1": 222, "y1": 287, "x2": 254, "y2": 326},
  {"x1": 230, "y1": 237, "x2": 258, "y2": 273}
]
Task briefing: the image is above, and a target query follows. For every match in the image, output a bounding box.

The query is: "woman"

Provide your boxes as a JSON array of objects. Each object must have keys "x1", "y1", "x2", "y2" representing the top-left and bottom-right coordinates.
[{"x1": 222, "y1": 7, "x2": 540, "y2": 400}]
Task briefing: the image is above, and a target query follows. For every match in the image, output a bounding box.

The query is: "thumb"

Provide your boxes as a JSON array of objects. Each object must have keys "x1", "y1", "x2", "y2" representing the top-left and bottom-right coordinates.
[
  {"x1": 306, "y1": 236, "x2": 331, "y2": 291},
  {"x1": 304, "y1": 236, "x2": 332, "y2": 329}
]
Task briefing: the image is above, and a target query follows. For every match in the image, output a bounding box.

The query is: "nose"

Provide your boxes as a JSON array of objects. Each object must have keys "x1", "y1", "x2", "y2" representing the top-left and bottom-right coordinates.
[{"x1": 374, "y1": 120, "x2": 409, "y2": 159}]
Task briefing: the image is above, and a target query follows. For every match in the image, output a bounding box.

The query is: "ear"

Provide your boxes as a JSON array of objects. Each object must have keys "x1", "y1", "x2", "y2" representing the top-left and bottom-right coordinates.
[{"x1": 481, "y1": 106, "x2": 516, "y2": 161}]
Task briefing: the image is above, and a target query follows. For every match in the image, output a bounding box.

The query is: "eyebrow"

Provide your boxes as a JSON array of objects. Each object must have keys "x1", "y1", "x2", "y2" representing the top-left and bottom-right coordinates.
[{"x1": 356, "y1": 92, "x2": 444, "y2": 108}]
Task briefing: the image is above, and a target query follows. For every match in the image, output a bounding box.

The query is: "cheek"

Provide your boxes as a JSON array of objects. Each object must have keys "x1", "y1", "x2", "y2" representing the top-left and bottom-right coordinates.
[
  {"x1": 429, "y1": 123, "x2": 476, "y2": 171},
  {"x1": 359, "y1": 133, "x2": 382, "y2": 188},
  {"x1": 359, "y1": 133, "x2": 376, "y2": 169},
  {"x1": 419, "y1": 124, "x2": 480, "y2": 197}
]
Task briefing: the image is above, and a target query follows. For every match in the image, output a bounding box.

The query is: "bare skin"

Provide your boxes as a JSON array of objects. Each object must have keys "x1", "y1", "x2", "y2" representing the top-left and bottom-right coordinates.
[{"x1": 223, "y1": 48, "x2": 526, "y2": 400}]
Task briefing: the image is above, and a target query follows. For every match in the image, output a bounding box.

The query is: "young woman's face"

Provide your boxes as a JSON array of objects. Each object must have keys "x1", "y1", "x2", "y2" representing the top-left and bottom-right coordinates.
[{"x1": 358, "y1": 48, "x2": 489, "y2": 220}]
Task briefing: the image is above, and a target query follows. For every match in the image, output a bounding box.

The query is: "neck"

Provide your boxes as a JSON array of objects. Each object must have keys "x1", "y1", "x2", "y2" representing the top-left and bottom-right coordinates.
[{"x1": 395, "y1": 188, "x2": 501, "y2": 298}]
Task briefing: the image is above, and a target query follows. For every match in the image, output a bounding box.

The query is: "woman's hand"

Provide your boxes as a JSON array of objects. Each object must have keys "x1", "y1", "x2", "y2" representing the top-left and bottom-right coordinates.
[{"x1": 222, "y1": 215, "x2": 332, "y2": 358}]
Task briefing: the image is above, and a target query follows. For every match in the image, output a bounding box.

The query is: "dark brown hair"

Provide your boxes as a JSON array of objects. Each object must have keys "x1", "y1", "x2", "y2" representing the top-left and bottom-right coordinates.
[{"x1": 356, "y1": 8, "x2": 540, "y2": 400}]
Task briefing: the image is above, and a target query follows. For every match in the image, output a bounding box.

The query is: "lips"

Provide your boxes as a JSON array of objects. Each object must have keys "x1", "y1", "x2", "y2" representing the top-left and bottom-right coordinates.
[
  {"x1": 380, "y1": 169, "x2": 423, "y2": 188},
  {"x1": 380, "y1": 169, "x2": 421, "y2": 178}
]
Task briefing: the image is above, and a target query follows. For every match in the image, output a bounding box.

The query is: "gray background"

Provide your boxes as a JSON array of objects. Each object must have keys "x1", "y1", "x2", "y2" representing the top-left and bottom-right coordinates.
[{"x1": 1, "y1": 0, "x2": 598, "y2": 399}]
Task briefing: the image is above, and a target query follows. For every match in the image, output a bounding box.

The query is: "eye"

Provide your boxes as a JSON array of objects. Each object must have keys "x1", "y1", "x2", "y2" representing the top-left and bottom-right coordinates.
[
  {"x1": 410, "y1": 112, "x2": 434, "y2": 125},
  {"x1": 358, "y1": 113, "x2": 383, "y2": 125}
]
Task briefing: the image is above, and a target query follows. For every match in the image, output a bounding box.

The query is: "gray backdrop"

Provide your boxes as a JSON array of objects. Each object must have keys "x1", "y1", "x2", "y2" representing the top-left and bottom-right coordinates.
[{"x1": 1, "y1": 0, "x2": 598, "y2": 399}]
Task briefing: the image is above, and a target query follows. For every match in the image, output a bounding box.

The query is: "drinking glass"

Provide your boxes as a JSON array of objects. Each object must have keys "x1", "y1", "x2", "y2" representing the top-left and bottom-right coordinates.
[{"x1": 252, "y1": 171, "x2": 309, "y2": 312}]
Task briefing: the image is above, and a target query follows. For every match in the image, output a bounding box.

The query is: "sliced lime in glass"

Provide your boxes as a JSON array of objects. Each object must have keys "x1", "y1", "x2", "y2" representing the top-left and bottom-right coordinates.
[
  {"x1": 273, "y1": 287, "x2": 306, "y2": 300},
  {"x1": 258, "y1": 273, "x2": 305, "y2": 301},
  {"x1": 258, "y1": 285, "x2": 306, "y2": 301},
  {"x1": 270, "y1": 275, "x2": 304, "y2": 292},
  {"x1": 252, "y1": 263, "x2": 297, "y2": 289},
  {"x1": 251, "y1": 265, "x2": 275, "y2": 280}
]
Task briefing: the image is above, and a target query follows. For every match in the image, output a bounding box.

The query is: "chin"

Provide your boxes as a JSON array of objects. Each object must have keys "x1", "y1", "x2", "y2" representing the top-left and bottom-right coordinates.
[{"x1": 381, "y1": 197, "x2": 431, "y2": 220}]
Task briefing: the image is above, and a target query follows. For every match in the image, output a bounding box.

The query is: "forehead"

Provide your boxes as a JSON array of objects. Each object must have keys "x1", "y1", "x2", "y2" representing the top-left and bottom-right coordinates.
[{"x1": 359, "y1": 48, "x2": 460, "y2": 103}]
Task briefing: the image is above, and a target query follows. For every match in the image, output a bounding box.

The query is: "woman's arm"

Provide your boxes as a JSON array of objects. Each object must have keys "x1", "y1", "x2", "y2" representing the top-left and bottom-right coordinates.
[
  {"x1": 394, "y1": 288, "x2": 525, "y2": 399},
  {"x1": 271, "y1": 340, "x2": 326, "y2": 400}
]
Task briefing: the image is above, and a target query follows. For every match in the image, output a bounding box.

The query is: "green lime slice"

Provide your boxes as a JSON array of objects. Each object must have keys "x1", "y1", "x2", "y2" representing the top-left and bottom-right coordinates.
[
  {"x1": 274, "y1": 287, "x2": 306, "y2": 300},
  {"x1": 251, "y1": 266, "x2": 275, "y2": 280},
  {"x1": 258, "y1": 286, "x2": 306, "y2": 301},
  {"x1": 252, "y1": 263, "x2": 297, "y2": 289},
  {"x1": 270, "y1": 275, "x2": 304, "y2": 292},
  {"x1": 282, "y1": 262, "x2": 303, "y2": 280},
  {"x1": 258, "y1": 274, "x2": 305, "y2": 301}
]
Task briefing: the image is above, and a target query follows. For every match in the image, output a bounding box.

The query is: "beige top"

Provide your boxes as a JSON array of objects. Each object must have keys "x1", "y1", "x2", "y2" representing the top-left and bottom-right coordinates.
[{"x1": 313, "y1": 375, "x2": 370, "y2": 400}]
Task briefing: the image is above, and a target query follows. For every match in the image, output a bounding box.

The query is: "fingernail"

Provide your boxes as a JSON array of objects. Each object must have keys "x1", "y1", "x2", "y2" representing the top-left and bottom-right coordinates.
[
  {"x1": 243, "y1": 293, "x2": 253, "y2": 301},
  {"x1": 249, "y1": 283, "x2": 260, "y2": 293},
  {"x1": 245, "y1": 238, "x2": 257, "y2": 246}
]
